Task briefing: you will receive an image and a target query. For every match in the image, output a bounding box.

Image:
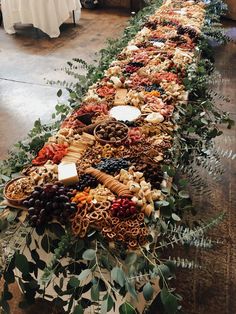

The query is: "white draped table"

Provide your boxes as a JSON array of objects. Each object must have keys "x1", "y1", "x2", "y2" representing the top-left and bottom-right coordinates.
[{"x1": 1, "y1": 0, "x2": 82, "y2": 38}]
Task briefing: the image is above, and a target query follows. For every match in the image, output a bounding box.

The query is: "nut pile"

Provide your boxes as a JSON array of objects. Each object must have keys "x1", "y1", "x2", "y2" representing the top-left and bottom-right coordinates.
[
  {"x1": 95, "y1": 121, "x2": 128, "y2": 143},
  {"x1": 5, "y1": 177, "x2": 34, "y2": 201}
]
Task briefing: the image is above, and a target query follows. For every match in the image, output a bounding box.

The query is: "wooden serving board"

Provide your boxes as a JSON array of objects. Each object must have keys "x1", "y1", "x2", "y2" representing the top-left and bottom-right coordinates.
[{"x1": 1, "y1": 199, "x2": 28, "y2": 211}]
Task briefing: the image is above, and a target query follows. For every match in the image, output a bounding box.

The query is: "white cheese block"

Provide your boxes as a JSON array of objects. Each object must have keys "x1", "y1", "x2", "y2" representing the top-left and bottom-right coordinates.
[{"x1": 58, "y1": 163, "x2": 79, "y2": 185}]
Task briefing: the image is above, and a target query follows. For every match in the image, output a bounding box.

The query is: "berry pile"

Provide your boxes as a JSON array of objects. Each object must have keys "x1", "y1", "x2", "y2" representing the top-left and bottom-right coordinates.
[
  {"x1": 74, "y1": 174, "x2": 98, "y2": 191},
  {"x1": 128, "y1": 62, "x2": 144, "y2": 68},
  {"x1": 150, "y1": 38, "x2": 167, "y2": 43},
  {"x1": 23, "y1": 183, "x2": 77, "y2": 227},
  {"x1": 177, "y1": 25, "x2": 198, "y2": 40},
  {"x1": 143, "y1": 165, "x2": 164, "y2": 189},
  {"x1": 110, "y1": 198, "x2": 138, "y2": 218},
  {"x1": 160, "y1": 19, "x2": 179, "y2": 27},
  {"x1": 144, "y1": 21, "x2": 158, "y2": 30},
  {"x1": 145, "y1": 84, "x2": 164, "y2": 94},
  {"x1": 95, "y1": 158, "x2": 130, "y2": 174}
]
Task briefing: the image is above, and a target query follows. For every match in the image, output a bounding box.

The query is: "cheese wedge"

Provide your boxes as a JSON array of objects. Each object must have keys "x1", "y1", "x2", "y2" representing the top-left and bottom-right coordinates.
[{"x1": 58, "y1": 163, "x2": 79, "y2": 185}]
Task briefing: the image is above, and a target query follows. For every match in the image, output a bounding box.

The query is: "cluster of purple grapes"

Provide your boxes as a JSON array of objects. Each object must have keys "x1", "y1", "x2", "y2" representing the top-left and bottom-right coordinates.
[{"x1": 23, "y1": 183, "x2": 77, "y2": 227}]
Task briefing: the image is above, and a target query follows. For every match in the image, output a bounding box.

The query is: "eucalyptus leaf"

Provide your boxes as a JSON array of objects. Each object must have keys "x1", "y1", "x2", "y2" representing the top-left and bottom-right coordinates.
[
  {"x1": 78, "y1": 269, "x2": 91, "y2": 281},
  {"x1": 119, "y1": 302, "x2": 136, "y2": 314},
  {"x1": 4, "y1": 270, "x2": 15, "y2": 284},
  {"x1": 7, "y1": 211, "x2": 18, "y2": 223},
  {"x1": 41, "y1": 234, "x2": 50, "y2": 253},
  {"x1": 107, "y1": 294, "x2": 114, "y2": 312},
  {"x1": 91, "y1": 284, "x2": 100, "y2": 301},
  {"x1": 15, "y1": 254, "x2": 29, "y2": 275},
  {"x1": 82, "y1": 249, "x2": 96, "y2": 261},
  {"x1": 57, "y1": 89, "x2": 63, "y2": 97},
  {"x1": 68, "y1": 277, "x2": 80, "y2": 288},
  {"x1": 111, "y1": 267, "x2": 126, "y2": 287},
  {"x1": 178, "y1": 191, "x2": 190, "y2": 199},
  {"x1": 73, "y1": 304, "x2": 84, "y2": 314},
  {"x1": 125, "y1": 253, "x2": 137, "y2": 265},
  {"x1": 125, "y1": 282, "x2": 138, "y2": 301},
  {"x1": 160, "y1": 288, "x2": 178, "y2": 314},
  {"x1": 172, "y1": 213, "x2": 181, "y2": 222},
  {"x1": 100, "y1": 298, "x2": 108, "y2": 314},
  {"x1": 48, "y1": 223, "x2": 65, "y2": 238},
  {"x1": 158, "y1": 264, "x2": 171, "y2": 279},
  {"x1": 143, "y1": 282, "x2": 154, "y2": 301}
]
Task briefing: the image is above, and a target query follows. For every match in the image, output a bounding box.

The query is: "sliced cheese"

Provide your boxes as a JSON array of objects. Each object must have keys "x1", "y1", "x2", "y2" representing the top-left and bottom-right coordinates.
[
  {"x1": 58, "y1": 163, "x2": 79, "y2": 185},
  {"x1": 114, "y1": 88, "x2": 128, "y2": 106}
]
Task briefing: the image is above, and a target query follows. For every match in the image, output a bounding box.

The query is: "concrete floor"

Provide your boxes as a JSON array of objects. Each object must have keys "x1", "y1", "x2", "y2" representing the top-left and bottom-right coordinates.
[{"x1": 0, "y1": 8, "x2": 129, "y2": 159}]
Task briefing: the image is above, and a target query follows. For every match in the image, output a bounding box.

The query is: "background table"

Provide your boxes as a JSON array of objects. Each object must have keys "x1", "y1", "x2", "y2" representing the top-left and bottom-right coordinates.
[{"x1": 1, "y1": 0, "x2": 82, "y2": 38}]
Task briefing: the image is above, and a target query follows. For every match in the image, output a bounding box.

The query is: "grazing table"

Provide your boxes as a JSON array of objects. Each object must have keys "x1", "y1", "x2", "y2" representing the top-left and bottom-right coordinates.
[{"x1": 1, "y1": 0, "x2": 82, "y2": 38}]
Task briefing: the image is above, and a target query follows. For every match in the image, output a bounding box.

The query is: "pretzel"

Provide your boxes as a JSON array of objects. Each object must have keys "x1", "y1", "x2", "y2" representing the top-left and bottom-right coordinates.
[
  {"x1": 71, "y1": 187, "x2": 149, "y2": 247},
  {"x1": 129, "y1": 240, "x2": 138, "y2": 249},
  {"x1": 107, "y1": 232, "x2": 116, "y2": 239},
  {"x1": 101, "y1": 211, "x2": 110, "y2": 221},
  {"x1": 116, "y1": 234, "x2": 124, "y2": 241},
  {"x1": 110, "y1": 217, "x2": 119, "y2": 225},
  {"x1": 141, "y1": 228, "x2": 148, "y2": 237},
  {"x1": 137, "y1": 213, "x2": 145, "y2": 221},
  {"x1": 71, "y1": 219, "x2": 82, "y2": 236},
  {"x1": 88, "y1": 211, "x2": 103, "y2": 221},
  {"x1": 131, "y1": 228, "x2": 140, "y2": 237}
]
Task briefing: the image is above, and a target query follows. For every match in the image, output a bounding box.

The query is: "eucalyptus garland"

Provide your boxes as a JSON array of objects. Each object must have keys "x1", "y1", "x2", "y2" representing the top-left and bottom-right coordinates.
[{"x1": 0, "y1": 1, "x2": 234, "y2": 314}]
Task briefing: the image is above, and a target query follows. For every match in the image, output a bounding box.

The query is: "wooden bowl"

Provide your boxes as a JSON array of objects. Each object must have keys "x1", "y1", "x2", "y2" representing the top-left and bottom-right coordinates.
[
  {"x1": 3, "y1": 176, "x2": 33, "y2": 206},
  {"x1": 94, "y1": 121, "x2": 129, "y2": 145}
]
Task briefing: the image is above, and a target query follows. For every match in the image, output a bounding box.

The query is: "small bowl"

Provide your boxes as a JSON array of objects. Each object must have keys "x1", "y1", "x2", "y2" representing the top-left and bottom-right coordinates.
[
  {"x1": 94, "y1": 121, "x2": 129, "y2": 145},
  {"x1": 3, "y1": 176, "x2": 33, "y2": 206}
]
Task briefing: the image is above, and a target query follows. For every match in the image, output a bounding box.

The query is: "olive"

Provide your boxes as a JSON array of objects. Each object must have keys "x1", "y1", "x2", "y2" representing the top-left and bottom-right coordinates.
[
  {"x1": 53, "y1": 195, "x2": 60, "y2": 202},
  {"x1": 58, "y1": 188, "x2": 65, "y2": 195},
  {"x1": 28, "y1": 198, "x2": 35, "y2": 207},
  {"x1": 52, "y1": 202, "x2": 59, "y2": 210},
  {"x1": 45, "y1": 202, "x2": 52, "y2": 210},
  {"x1": 31, "y1": 191, "x2": 40, "y2": 198},
  {"x1": 36, "y1": 219, "x2": 42, "y2": 227},
  {"x1": 59, "y1": 195, "x2": 69, "y2": 202},
  {"x1": 34, "y1": 186, "x2": 43, "y2": 192},
  {"x1": 30, "y1": 215, "x2": 38, "y2": 223},
  {"x1": 40, "y1": 208, "x2": 46, "y2": 217},
  {"x1": 65, "y1": 202, "x2": 71, "y2": 210},
  {"x1": 40, "y1": 191, "x2": 46, "y2": 200},
  {"x1": 34, "y1": 199, "x2": 41, "y2": 208},
  {"x1": 28, "y1": 207, "x2": 35, "y2": 214},
  {"x1": 22, "y1": 200, "x2": 29, "y2": 207}
]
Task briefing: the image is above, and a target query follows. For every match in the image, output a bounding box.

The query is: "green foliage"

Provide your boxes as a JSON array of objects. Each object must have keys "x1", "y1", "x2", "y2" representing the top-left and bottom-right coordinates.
[
  {"x1": 160, "y1": 288, "x2": 178, "y2": 314},
  {"x1": 0, "y1": 1, "x2": 233, "y2": 314}
]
